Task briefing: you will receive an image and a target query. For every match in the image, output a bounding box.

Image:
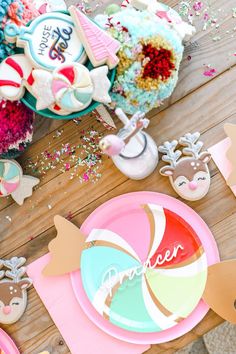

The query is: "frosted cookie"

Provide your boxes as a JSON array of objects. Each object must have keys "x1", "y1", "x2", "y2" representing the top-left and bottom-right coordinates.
[
  {"x1": 69, "y1": 6, "x2": 120, "y2": 69},
  {"x1": 30, "y1": 63, "x2": 111, "y2": 113},
  {"x1": 159, "y1": 132, "x2": 211, "y2": 201},
  {"x1": 0, "y1": 54, "x2": 33, "y2": 101},
  {"x1": 0, "y1": 257, "x2": 32, "y2": 324},
  {"x1": 4, "y1": 12, "x2": 87, "y2": 71},
  {"x1": 0, "y1": 159, "x2": 39, "y2": 205}
]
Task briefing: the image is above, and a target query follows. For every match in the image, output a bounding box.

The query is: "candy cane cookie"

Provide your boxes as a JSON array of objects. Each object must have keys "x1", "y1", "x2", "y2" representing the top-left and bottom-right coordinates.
[{"x1": 0, "y1": 54, "x2": 33, "y2": 101}]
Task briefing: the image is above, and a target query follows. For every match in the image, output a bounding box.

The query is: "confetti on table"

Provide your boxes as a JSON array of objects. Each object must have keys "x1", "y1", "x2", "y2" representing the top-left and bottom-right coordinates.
[
  {"x1": 25, "y1": 127, "x2": 104, "y2": 184},
  {"x1": 203, "y1": 67, "x2": 216, "y2": 76}
]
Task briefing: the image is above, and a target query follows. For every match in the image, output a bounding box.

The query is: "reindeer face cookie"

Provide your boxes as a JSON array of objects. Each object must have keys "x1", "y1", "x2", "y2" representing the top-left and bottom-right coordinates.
[
  {"x1": 0, "y1": 257, "x2": 32, "y2": 324},
  {"x1": 159, "y1": 133, "x2": 211, "y2": 201}
]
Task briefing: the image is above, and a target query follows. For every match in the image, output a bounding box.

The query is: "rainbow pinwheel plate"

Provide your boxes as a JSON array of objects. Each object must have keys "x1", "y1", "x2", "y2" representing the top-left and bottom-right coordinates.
[
  {"x1": 0, "y1": 328, "x2": 19, "y2": 354},
  {"x1": 71, "y1": 192, "x2": 220, "y2": 344}
]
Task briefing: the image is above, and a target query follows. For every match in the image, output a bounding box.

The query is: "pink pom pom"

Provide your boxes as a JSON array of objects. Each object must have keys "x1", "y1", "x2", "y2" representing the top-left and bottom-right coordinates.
[
  {"x1": 0, "y1": 99, "x2": 34, "y2": 157},
  {"x1": 100, "y1": 135, "x2": 125, "y2": 156}
]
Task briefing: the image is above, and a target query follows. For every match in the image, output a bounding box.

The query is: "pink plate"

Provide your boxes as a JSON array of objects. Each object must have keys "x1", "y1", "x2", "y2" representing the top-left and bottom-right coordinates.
[
  {"x1": 0, "y1": 328, "x2": 19, "y2": 354},
  {"x1": 71, "y1": 192, "x2": 220, "y2": 344}
]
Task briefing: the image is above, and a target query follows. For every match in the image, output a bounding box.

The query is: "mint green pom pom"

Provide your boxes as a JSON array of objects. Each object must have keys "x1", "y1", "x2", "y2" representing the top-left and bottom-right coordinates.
[{"x1": 105, "y1": 4, "x2": 120, "y2": 15}]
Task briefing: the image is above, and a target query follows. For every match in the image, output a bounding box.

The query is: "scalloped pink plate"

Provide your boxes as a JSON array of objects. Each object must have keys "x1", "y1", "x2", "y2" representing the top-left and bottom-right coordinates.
[
  {"x1": 0, "y1": 328, "x2": 19, "y2": 354},
  {"x1": 71, "y1": 192, "x2": 220, "y2": 345}
]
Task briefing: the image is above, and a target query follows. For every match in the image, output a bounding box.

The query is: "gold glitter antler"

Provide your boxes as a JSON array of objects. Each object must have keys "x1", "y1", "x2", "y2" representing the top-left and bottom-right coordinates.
[
  {"x1": 224, "y1": 124, "x2": 236, "y2": 187},
  {"x1": 43, "y1": 216, "x2": 85, "y2": 276}
]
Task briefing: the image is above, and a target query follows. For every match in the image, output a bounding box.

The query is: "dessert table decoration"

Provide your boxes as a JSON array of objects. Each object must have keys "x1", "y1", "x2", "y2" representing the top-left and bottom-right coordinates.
[
  {"x1": 69, "y1": 6, "x2": 120, "y2": 69},
  {"x1": 0, "y1": 257, "x2": 32, "y2": 325},
  {"x1": 41, "y1": 192, "x2": 226, "y2": 344},
  {"x1": 129, "y1": 0, "x2": 195, "y2": 41},
  {"x1": 1, "y1": 8, "x2": 117, "y2": 119},
  {"x1": 43, "y1": 215, "x2": 84, "y2": 276},
  {"x1": 4, "y1": 12, "x2": 87, "y2": 70},
  {"x1": 0, "y1": 159, "x2": 39, "y2": 205},
  {"x1": 30, "y1": 64, "x2": 111, "y2": 113},
  {"x1": 99, "y1": 108, "x2": 158, "y2": 179},
  {"x1": 0, "y1": 99, "x2": 34, "y2": 159},
  {"x1": 224, "y1": 124, "x2": 236, "y2": 187},
  {"x1": 208, "y1": 126, "x2": 236, "y2": 196},
  {"x1": 0, "y1": 328, "x2": 20, "y2": 354},
  {"x1": 159, "y1": 132, "x2": 211, "y2": 201},
  {"x1": 0, "y1": 0, "x2": 40, "y2": 63},
  {"x1": 95, "y1": 1, "x2": 195, "y2": 114},
  {"x1": 27, "y1": 254, "x2": 150, "y2": 354},
  {"x1": 34, "y1": 0, "x2": 67, "y2": 14},
  {"x1": 203, "y1": 260, "x2": 236, "y2": 324},
  {"x1": 0, "y1": 0, "x2": 41, "y2": 159}
]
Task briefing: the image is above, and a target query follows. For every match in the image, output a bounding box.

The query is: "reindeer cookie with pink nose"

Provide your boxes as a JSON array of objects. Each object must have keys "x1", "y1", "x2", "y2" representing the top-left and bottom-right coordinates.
[
  {"x1": 0, "y1": 257, "x2": 32, "y2": 324},
  {"x1": 159, "y1": 132, "x2": 211, "y2": 201}
]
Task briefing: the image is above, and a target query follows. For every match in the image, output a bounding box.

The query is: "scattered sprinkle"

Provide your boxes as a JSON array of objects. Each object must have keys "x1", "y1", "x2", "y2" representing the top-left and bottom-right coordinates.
[
  {"x1": 5, "y1": 216, "x2": 12, "y2": 222},
  {"x1": 25, "y1": 127, "x2": 104, "y2": 184},
  {"x1": 232, "y1": 8, "x2": 236, "y2": 18},
  {"x1": 203, "y1": 67, "x2": 216, "y2": 77}
]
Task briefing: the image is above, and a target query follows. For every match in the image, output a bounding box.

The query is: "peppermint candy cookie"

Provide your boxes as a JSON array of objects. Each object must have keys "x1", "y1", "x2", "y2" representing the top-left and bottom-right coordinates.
[
  {"x1": 30, "y1": 63, "x2": 112, "y2": 114},
  {"x1": 0, "y1": 159, "x2": 39, "y2": 205}
]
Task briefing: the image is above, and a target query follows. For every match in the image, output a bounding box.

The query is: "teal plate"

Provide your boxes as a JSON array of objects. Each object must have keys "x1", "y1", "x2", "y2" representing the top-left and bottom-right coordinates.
[
  {"x1": 20, "y1": 11, "x2": 116, "y2": 120},
  {"x1": 21, "y1": 61, "x2": 116, "y2": 120}
]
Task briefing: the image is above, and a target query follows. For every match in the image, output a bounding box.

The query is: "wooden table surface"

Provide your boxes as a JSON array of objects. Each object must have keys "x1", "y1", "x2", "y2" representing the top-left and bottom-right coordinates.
[{"x1": 1, "y1": 0, "x2": 236, "y2": 353}]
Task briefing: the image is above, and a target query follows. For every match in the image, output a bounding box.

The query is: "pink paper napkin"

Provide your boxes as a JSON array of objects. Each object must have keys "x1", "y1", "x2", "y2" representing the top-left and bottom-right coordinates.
[
  {"x1": 208, "y1": 138, "x2": 236, "y2": 196},
  {"x1": 27, "y1": 254, "x2": 150, "y2": 354}
]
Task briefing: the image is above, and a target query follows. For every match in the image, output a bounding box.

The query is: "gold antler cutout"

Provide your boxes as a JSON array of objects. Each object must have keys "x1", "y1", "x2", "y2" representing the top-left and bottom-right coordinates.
[
  {"x1": 203, "y1": 260, "x2": 236, "y2": 324},
  {"x1": 224, "y1": 123, "x2": 236, "y2": 187},
  {"x1": 43, "y1": 216, "x2": 85, "y2": 276}
]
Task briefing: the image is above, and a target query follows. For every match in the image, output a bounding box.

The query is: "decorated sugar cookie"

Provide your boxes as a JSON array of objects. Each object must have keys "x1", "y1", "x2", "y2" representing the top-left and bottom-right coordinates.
[
  {"x1": 69, "y1": 6, "x2": 120, "y2": 69},
  {"x1": 159, "y1": 133, "x2": 211, "y2": 201},
  {"x1": 4, "y1": 12, "x2": 87, "y2": 71},
  {"x1": 0, "y1": 257, "x2": 32, "y2": 324},
  {"x1": 30, "y1": 63, "x2": 111, "y2": 113},
  {"x1": 0, "y1": 159, "x2": 39, "y2": 205},
  {"x1": 0, "y1": 54, "x2": 33, "y2": 101}
]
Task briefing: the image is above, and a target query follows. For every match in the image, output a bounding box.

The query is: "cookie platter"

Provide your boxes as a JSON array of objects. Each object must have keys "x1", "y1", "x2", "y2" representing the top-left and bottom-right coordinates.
[{"x1": 0, "y1": 8, "x2": 118, "y2": 119}]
